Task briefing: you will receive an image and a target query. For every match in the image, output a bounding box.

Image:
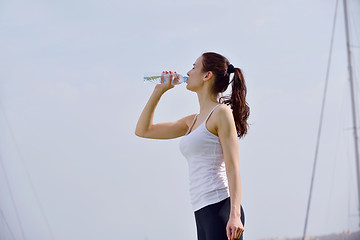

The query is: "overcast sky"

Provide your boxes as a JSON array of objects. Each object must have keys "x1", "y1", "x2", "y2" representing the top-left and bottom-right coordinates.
[{"x1": 1, "y1": 0, "x2": 360, "y2": 239}]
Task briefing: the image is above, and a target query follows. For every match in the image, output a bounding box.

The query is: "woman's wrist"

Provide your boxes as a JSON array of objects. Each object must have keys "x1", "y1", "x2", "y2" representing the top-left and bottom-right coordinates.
[
  {"x1": 230, "y1": 207, "x2": 241, "y2": 218},
  {"x1": 153, "y1": 87, "x2": 166, "y2": 96}
]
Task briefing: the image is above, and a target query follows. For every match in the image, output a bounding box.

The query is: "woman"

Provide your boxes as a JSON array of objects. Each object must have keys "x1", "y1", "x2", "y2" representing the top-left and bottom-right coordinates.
[{"x1": 135, "y1": 52, "x2": 249, "y2": 240}]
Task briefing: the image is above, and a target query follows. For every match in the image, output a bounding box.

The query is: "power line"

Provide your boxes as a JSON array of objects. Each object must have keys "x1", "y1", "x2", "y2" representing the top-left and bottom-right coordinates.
[
  {"x1": 302, "y1": 0, "x2": 339, "y2": 239},
  {"x1": 0, "y1": 153, "x2": 27, "y2": 240},
  {"x1": 0, "y1": 208, "x2": 16, "y2": 240},
  {"x1": 0, "y1": 102, "x2": 56, "y2": 240}
]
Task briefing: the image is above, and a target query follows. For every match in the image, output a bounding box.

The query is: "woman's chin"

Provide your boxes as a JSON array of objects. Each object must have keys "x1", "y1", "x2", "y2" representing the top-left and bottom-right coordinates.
[
  {"x1": 186, "y1": 84, "x2": 193, "y2": 91},
  {"x1": 186, "y1": 84, "x2": 197, "y2": 92}
]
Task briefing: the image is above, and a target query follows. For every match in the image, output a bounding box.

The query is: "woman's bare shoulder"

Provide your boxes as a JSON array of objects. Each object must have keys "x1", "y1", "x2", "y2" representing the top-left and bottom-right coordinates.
[
  {"x1": 213, "y1": 104, "x2": 234, "y2": 126},
  {"x1": 182, "y1": 113, "x2": 197, "y2": 126},
  {"x1": 215, "y1": 104, "x2": 232, "y2": 117}
]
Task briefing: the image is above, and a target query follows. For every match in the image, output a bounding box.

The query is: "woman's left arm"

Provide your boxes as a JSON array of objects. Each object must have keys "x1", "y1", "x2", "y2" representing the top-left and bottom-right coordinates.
[{"x1": 216, "y1": 105, "x2": 244, "y2": 240}]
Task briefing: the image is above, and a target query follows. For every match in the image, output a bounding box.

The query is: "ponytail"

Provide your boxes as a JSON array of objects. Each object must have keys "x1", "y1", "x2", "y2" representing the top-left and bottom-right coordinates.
[
  {"x1": 220, "y1": 67, "x2": 250, "y2": 138},
  {"x1": 201, "y1": 52, "x2": 250, "y2": 138}
]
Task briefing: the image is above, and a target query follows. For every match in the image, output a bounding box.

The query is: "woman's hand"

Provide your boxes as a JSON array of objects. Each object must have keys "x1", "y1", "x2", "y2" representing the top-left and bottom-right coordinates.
[
  {"x1": 226, "y1": 215, "x2": 244, "y2": 240},
  {"x1": 154, "y1": 71, "x2": 175, "y2": 94}
]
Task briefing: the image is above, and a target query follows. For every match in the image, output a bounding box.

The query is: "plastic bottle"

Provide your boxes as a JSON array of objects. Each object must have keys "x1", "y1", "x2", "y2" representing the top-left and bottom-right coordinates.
[{"x1": 144, "y1": 71, "x2": 188, "y2": 85}]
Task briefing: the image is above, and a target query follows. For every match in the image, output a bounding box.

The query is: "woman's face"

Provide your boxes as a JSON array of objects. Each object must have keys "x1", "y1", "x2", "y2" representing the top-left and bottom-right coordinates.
[{"x1": 186, "y1": 56, "x2": 206, "y2": 91}]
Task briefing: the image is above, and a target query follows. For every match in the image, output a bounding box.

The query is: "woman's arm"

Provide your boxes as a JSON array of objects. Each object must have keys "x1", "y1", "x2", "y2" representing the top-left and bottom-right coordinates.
[
  {"x1": 216, "y1": 105, "x2": 244, "y2": 240},
  {"x1": 135, "y1": 75, "x2": 194, "y2": 139}
]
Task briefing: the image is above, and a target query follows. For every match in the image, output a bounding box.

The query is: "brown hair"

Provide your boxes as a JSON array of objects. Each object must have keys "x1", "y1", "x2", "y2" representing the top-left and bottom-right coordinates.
[{"x1": 201, "y1": 52, "x2": 250, "y2": 138}]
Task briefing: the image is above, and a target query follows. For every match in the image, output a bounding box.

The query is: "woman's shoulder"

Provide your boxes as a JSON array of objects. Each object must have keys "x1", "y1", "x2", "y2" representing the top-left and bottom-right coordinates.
[
  {"x1": 182, "y1": 113, "x2": 198, "y2": 127},
  {"x1": 212, "y1": 104, "x2": 234, "y2": 126},
  {"x1": 214, "y1": 104, "x2": 232, "y2": 116}
]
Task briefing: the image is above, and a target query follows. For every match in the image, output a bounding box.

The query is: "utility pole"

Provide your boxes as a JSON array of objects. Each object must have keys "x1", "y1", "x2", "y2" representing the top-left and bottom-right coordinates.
[{"x1": 343, "y1": 0, "x2": 360, "y2": 228}]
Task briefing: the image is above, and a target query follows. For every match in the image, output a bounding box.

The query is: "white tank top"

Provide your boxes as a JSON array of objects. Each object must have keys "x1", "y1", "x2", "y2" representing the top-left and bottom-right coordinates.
[{"x1": 179, "y1": 104, "x2": 230, "y2": 212}]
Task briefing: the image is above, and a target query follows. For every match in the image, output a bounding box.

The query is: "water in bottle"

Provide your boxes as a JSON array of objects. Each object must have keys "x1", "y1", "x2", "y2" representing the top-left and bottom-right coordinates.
[{"x1": 144, "y1": 71, "x2": 188, "y2": 85}]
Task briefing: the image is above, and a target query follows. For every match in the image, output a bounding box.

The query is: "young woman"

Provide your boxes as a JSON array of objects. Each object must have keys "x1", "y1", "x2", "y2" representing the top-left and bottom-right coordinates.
[{"x1": 135, "y1": 52, "x2": 250, "y2": 240}]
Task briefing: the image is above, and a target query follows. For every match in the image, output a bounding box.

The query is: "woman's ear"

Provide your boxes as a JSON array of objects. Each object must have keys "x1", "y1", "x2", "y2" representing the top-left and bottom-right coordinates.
[{"x1": 203, "y1": 71, "x2": 213, "y2": 82}]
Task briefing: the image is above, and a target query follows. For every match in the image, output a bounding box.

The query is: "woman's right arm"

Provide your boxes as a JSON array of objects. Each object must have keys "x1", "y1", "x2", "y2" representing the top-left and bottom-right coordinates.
[{"x1": 135, "y1": 74, "x2": 194, "y2": 139}]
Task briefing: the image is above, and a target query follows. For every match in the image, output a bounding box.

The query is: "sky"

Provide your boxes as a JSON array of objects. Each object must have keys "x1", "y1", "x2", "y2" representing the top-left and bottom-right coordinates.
[{"x1": 0, "y1": 0, "x2": 360, "y2": 240}]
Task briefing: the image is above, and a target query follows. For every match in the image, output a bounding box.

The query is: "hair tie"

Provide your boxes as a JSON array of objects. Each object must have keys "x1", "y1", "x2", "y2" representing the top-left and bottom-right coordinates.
[{"x1": 227, "y1": 64, "x2": 235, "y2": 74}]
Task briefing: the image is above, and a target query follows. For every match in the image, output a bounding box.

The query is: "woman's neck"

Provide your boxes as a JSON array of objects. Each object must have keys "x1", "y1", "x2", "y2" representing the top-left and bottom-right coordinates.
[{"x1": 196, "y1": 87, "x2": 218, "y2": 115}]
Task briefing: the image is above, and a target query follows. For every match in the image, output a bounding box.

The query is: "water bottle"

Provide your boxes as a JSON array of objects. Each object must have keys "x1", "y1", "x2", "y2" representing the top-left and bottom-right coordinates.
[{"x1": 144, "y1": 71, "x2": 188, "y2": 85}]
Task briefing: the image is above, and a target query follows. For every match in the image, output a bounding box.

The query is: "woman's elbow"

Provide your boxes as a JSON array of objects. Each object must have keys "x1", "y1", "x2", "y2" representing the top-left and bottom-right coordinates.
[
  {"x1": 135, "y1": 127, "x2": 153, "y2": 138},
  {"x1": 135, "y1": 128, "x2": 144, "y2": 138}
]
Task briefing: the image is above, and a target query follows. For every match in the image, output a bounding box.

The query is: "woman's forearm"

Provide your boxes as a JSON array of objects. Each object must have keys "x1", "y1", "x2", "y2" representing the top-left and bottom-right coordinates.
[
  {"x1": 227, "y1": 167, "x2": 242, "y2": 218},
  {"x1": 135, "y1": 88, "x2": 164, "y2": 137}
]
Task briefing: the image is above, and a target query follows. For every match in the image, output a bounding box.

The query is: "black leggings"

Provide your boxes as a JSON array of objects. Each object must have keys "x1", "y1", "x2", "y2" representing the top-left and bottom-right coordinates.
[{"x1": 194, "y1": 198, "x2": 245, "y2": 240}]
